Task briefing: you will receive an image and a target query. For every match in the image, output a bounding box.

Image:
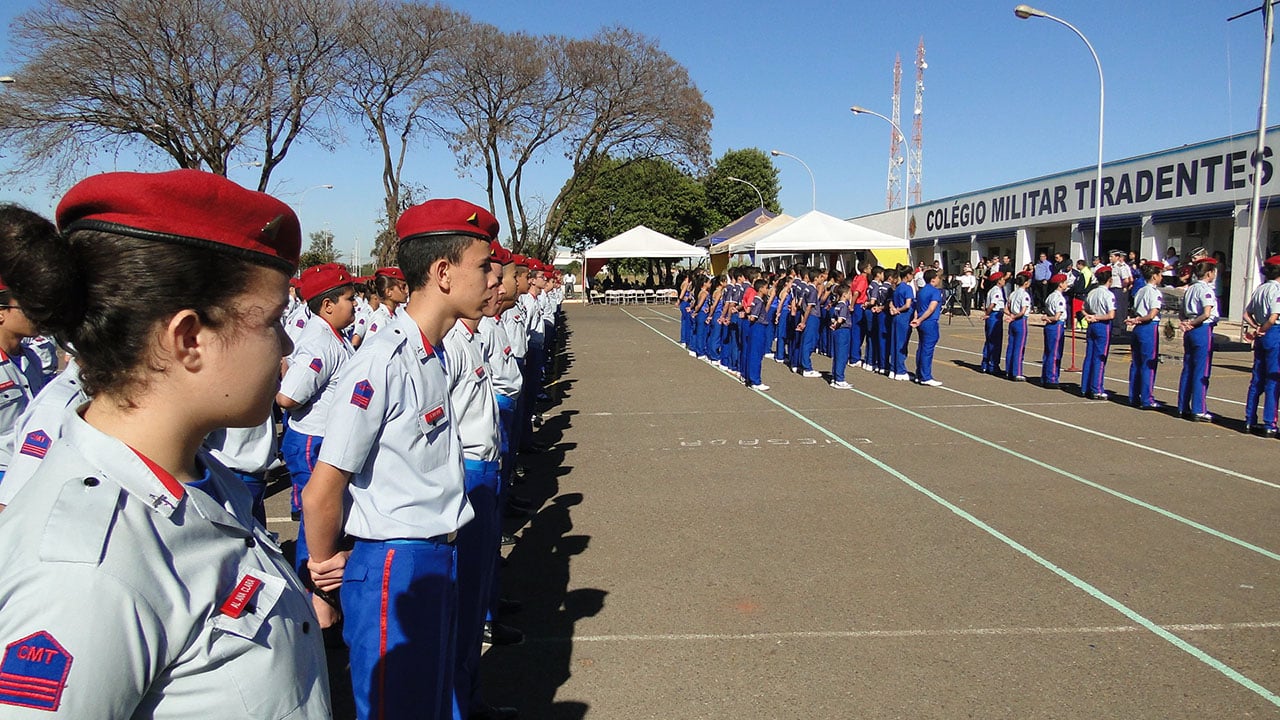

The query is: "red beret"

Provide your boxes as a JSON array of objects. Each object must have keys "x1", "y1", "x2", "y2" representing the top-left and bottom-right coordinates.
[
  {"x1": 1050, "y1": 273, "x2": 1068, "y2": 284},
  {"x1": 374, "y1": 266, "x2": 405, "y2": 281},
  {"x1": 298, "y1": 262, "x2": 353, "y2": 301},
  {"x1": 490, "y1": 242, "x2": 513, "y2": 265},
  {"x1": 395, "y1": 198, "x2": 499, "y2": 244},
  {"x1": 56, "y1": 169, "x2": 300, "y2": 272},
  {"x1": 511, "y1": 254, "x2": 527, "y2": 267},
  {"x1": 1016, "y1": 271, "x2": 1032, "y2": 280},
  {"x1": 1196, "y1": 256, "x2": 1219, "y2": 266},
  {"x1": 988, "y1": 272, "x2": 1004, "y2": 282},
  {"x1": 1094, "y1": 265, "x2": 1112, "y2": 277},
  {"x1": 1142, "y1": 260, "x2": 1166, "y2": 270},
  {"x1": 1265, "y1": 255, "x2": 1280, "y2": 266},
  {"x1": 0, "y1": 274, "x2": 8, "y2": 292}
]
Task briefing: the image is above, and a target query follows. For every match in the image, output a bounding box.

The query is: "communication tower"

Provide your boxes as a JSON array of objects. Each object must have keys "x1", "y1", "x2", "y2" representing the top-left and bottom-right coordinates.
[
  {"x1": 885, "y1": 55, "x2": 903, "y2": 210},
  {"x1": 910, "y1": 37, "x2": 926, "y2": 205}
]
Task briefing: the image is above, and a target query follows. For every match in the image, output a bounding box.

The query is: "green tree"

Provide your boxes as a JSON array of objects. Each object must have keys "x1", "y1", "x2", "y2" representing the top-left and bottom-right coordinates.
[
  {"x1": 702, "y1": 148, "x2": 781, "y2": 231},
  {"x1": 299, "y1": 229, "x2": 339, "y2": 270},
  {"x1": 555, "y1": 155, "x2": 706, "y2": 253}
]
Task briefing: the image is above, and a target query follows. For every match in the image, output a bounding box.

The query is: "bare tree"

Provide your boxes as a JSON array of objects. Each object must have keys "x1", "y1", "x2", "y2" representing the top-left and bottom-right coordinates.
[
  {"x1": 337, "y1": 0, "x2": 468, "y2": 267},
  {"x1": 0, "y1": 0, "x2": 344, "y2": 190}
]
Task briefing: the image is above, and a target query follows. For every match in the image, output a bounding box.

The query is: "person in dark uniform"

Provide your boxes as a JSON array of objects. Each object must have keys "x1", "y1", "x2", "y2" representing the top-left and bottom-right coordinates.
[
  {"x1": 980, "y1": 271, "x2": 1007, "y2": 374},
  {"x1": 1081, "y1": 265, "x2": 1116, "y2": 399},
  {"x1": 1177, "y1": 257, "x2": 1219, "y2": 421},
  {"x1": 1041, "y1": 273, "x2": 1070, "y2": 389},
  {"x1": 1125, "y1": 261, "x2": 1166, "y2": 409}
]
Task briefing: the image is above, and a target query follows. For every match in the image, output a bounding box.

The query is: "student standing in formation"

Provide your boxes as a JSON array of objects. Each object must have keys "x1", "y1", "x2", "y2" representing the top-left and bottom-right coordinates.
[
  {"x1": 0, "y1": 279, "x2": 47, "y2": 483},
  {"x1": 275, "y1": 261, "x2": 356, "y2": 626},
  {"x1": 911, "y1": 269, "x2": 943, "y2": 387},
  {"x1": 743, "y1": 277, "x2": 771, "y2": 391},
  {"x1": 1243, "y1": 255, "x2": 1280, "y2": 436},
  {"x1": 828, "y1": 282, "x2": 853, "y2": 389},
  {"x1": 766, "y1": 275, "x2": 789, "y2": 362},
  {"x1": 865, "y1": 266, "x2": 888, "y2": 373},
  {"x1": 888, "y1": 266, "x2": 915, "y2": 380},
  {"x1": 980, "y1": 271, "x2": 1007, "y2": 374},
  {"x1": 1080, "y1": 265, "x2": 1116, "y2": 399},
  {"x1": 1004, "y1": 272, "x2": 1032, "y2": 381},
  {"x1": 1041, "y1": 273, "x2": 1071, "y2": 388},
  {"x1": 848, "y1": 262, "x2": 869, "y2": 370},
  {"x1": 0, "y1": 171, "x2": 331, "y2": 717},
  {"x1": 793, "y1": 267, "x2": 822, "y2": 378},
  {"x1": 366, "y1": 266, "x2": 409, "y2": 341},
  {"x1": 303, "y1": 199, "x2": 500, "y2": 720},
  {"x1": 678, "y1": 272, "x2": 695, "y2": 351},
  {"x1": 876, "y1": 268, "x2": 898, "y2": 375},
  {"x1": 1178, "y1": 257, "x2": 1220, "y2": 422},
  {"x1": 1125, "y1": 261, "x2": 1166, "y2": 409}
]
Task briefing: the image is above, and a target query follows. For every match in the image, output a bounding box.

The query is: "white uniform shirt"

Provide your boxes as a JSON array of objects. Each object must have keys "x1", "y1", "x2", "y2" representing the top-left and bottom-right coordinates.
[
  {"x1": 0, "y1": 361, "x2": 87, "y2": 506},
  {"x1": 1110, "y1": 261, "x2": 1132, "y2": 289},
  {"x1": 363, "y1": 304, "x2": 404, "y2": 342},
  {"x1": 1085, "y1": 285, "x2": 1117, "y2": 317},
  {"x1": 1181, "y1": 280, "x2": 1219, "y2": 324},
  {"x1": 1246, "y1": 279, "x2": 1280, "y2": 333},
  {"x1": 985, "y1": 285, "x2": 1007, "y2": 312},
  {"x1": 502, "y1": 303, "x2": 530, "y2": 359},
  {"x1": 318, "y1": 322, "x2": 473, "y2": 541},
  {"x1": 1044, "y1": 290, "x2": 1067, "y2": 323},
  {"x1": 278, "y1": 315, "x2": 354, "y2": 437},
  {"x1": 348, "y1": 296, "x2": 371, "y2": 345},
  {"x1": 283, "y1": 302, "x2": 312, "y2": 346},
  {"x1": 205, "y1": 418, "x2": 278, "y2": 476},
  {"x1": 443, "y1": 320, "x2": 500, "y2": 463},
  {"x1": 21, "y1": 336, "x2": 58, "y2": 380},
  {"x1": 1131, "y1": 284, "x2": 1164, "y2": 320},
  {"x1": 480, "y1": 315, "x2": 522, "y2": 398},
  {"x1": 0, "y1": 346, "x2": 47, "y2": 474},
  {"x1": 0, "y1": 411, "x2": 330, "y2": 718},
  {"x1": 521, "y1": 293, "x2": 545, "y2": 348},
  {"x1": 1006, "y1": 287, "x2": 1031, "y2": 317}
]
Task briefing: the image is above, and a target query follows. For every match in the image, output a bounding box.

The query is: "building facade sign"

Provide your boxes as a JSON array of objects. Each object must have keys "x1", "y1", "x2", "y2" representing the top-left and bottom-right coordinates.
[{"x1": 910, "y1": 128, "x2": 1280, "y2": 238}]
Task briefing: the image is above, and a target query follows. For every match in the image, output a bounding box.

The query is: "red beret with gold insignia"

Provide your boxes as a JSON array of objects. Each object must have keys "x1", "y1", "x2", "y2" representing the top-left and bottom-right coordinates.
[
  {"x1": 298, "y1": 262, "x2": 354, "y2": 301},
  {"x1": 55, "y1": 169, "x2": 300, "y2": 272},
  {"x1": 395, "y1": 198, "x2": 499, "y2": 244},
  {"x1": 374, "y1": 266, "x2": 405, "y2": 281}
]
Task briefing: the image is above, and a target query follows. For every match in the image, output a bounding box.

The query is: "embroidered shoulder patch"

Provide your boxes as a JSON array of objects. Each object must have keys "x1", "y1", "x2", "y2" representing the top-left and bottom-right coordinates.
[
  {"x1": 308, "y1": 357, "x2": 323, "y2": 373},
  {"x1": 350, "y1": 380, "x2": 374, "y2": 409},
  {"x1": 0, "y1": 631, "x2": 73, "y2": 711},
  {"x1": 19, "y1": 430, "x2": 51, "y2": 459}
]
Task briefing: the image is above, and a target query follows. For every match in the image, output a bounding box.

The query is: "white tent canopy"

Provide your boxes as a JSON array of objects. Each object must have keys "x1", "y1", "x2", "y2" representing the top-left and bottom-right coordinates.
[
  {"x1": 711, "y1": 213, "x2": 795, "y2": 255},
  {"x1": 583, "y1": 225, "x2": 708, "y2": 259},
  {"x1": 750, "y1": 210, "x2": 906, "y2": 253}
]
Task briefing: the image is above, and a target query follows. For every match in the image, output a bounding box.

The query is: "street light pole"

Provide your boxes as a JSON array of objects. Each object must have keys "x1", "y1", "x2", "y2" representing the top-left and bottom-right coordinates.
[
  {"x1": 1015, "y1": 4, "x2": 1104, "y2": 261},
  {"x1": 726, "y1": 175, "x2": 766, "y2": 213},
  {"x1": 769, "y1": 149, "x2": 817, "y2": 212},
  {"x1": 231, "y1": 160, "x2": 264, "y2": 171},
  {"x1": 850, "y1": 106, "x2": 915, "y2": 244}
]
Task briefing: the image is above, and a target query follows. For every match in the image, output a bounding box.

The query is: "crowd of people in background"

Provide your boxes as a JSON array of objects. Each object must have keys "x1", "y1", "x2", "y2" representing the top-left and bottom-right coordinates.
[
  {"x1": 670, "y1": 247, "x2": 1280, "y2": 438},
  {"x1": 0, "y1": 174, "x2": 567, "y2": 720}
]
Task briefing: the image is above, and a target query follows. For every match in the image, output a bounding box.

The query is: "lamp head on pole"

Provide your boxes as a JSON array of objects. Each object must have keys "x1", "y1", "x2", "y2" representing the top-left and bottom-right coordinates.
[
  {"x1": 769, "y1": 149, "x2": 781, "y2": 157},
  {"x1": 849, "y1": 105, "x2": 868, "y2": 115},
  {"x1": 0, "y1": 76, "x2": 14, "y2": 85},
  {"x1": 1014, "y1": 4, "x2": 1046, "y2": 19}
]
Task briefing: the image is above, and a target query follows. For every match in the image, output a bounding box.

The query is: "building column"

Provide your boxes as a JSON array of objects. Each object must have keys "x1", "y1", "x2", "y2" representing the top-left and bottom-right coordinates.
[
  {"x1": 1070, "y1": 223, "x2": 1091, "y2": 263},
  {"x1": 1230, "y1": 202, "x2": 1270, "y2": 322},
  {"x1": 1015, "y1": 227, "x2": 1036, "y2": 271},
  {"x1": 1139, "y1": 214, "x2": 1169, "y2": 263},
  {"x1": 968, "y1": 236, "x2": 981, "y2": 268}
]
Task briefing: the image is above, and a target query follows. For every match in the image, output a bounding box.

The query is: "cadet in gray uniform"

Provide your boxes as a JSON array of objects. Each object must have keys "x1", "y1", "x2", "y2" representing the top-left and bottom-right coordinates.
[{"x1": 0, "y1": 171, "x2": 330, "y2": 718}]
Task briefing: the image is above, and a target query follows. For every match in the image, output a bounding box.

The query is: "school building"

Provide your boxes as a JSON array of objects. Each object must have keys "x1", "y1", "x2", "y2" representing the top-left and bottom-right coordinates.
[{"x1": 851, "y1": 126, "x2": 1280, "y2": 320}]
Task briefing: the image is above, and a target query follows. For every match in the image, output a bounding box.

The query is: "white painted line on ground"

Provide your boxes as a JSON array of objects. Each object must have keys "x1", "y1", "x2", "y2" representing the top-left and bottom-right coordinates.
[
  {"x1": 551, "y1": 620, "x2": 1280, "y2": 644},
  {"x1": 623, "y1": 308, "x2": 1280, "y2": 708}
]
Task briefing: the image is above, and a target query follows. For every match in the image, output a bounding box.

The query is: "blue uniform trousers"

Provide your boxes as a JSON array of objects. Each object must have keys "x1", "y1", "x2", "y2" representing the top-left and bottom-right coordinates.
[
  {"x1": 1178, "y1": 323, "x2": 1214, "y2": 415},
  {"x1": 891, "y1": 313, "x2": 912, "y2": 376},
  {"x1": 281, "y1": 428, "x2": 323, "y2": 573},
  {"x1": 915, "y1": 321, "x2": 939, "y2": 382},
  {"x1": 230, "y1": 470, "x2": 268, "y2": 527},
  {"x1": 877, "y1": 312, "x2": 893, "y2": 374},
  {"x1": 867, "y1": 312, "x2": 883, "y2": 371},
  {"x1": 981, "y1": 314, "x2": 1003, "y2": 373},
  {"x1": 455, "y1": 460, "x2": 501, "y2": 720},
  {"x1": 1005, "y1": 317, "x2": 1028, "y2": 378},
  {"x1": 693, "y1": 311, "x2": 709, "y2": 357},
  {"x1": 1081, "y1": 321, "x2": 1112, "y2": 396},
  {"x1": 774, "y1": 314, "x2": 789, "y2": 363},
  {"x1": 849, "y1": 306, "x2": 865, "y2": 365},
  {"x1": 1246, "y1": 329, "x2": 1280, "y2": 429},
  {"x1": 1042, "y1": 322, "x2": 1065, "y2": 385},
  {"x1": 831, "y1": 326, "x2": 851, "y2": 382},
  {"x1": 743, "y1": 320, "x2": 767, "y2": 386},
  {"x1": 678, "y1": 301, "x2": 691, "y2": 346},
  {"x1": 797, "y1": 315, "x2": 819, "y2": 371},
  {"x1": 1128, "y1": 321, "x2": 1160, "y2": 407},
  {"x1": 343, "y1": 537, "x2": 458, "y2": 720}
]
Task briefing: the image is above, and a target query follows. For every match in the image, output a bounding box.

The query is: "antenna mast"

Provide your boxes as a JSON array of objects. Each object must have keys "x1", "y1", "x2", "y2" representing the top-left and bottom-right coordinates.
[
  {"x1": 885, "y1": 54, "x2": 903, "y2": 210},
  {"x1": 910, "y1": 37, "x2": 926, "y2": 205}
]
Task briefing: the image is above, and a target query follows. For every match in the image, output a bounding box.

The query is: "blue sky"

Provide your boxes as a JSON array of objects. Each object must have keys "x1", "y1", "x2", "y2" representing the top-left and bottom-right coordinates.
[{"x1": 2, "y1": 0, "x2": 1278, "y2": 264}]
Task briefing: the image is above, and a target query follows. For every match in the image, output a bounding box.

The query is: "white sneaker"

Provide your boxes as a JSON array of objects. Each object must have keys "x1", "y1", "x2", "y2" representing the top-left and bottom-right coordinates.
[
  {"x1": 688, "y1": 350, "x2": 696, "y2": 356},
  {"x1": 831, "y1": 380, "x2": 852, "y2": 389},
  {"x1": 764, "y1": 352, "x2": 774, "y2": 359},
  {"x1": 894, "y1": 373, "x2": 909, "y2": 381},
  {"x1": 802, "y1": 370, "x2": 822, "y2": 378},
  {"x1": 862, "y1": 363, "x2": 874, "y2": 372},
  {"x1": 753, "y1": 384, "x2": 770, "y2": 391},
  {"x1": 775, "y1": 358, "x2": 786, "y2": 363},
  {"x1": 922, "y1": 379, "x2": 943, "y2": 387}
]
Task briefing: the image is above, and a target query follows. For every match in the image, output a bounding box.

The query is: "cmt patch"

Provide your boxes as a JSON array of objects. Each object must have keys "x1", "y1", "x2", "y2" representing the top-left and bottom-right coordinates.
[
  {"x1": 350, "y1": 380, "x2": 374, "y2": 409},
  {"x1": 19, "y1": 430, "x2": 51, "y2": 459},
  {"x1": 369, "y1": 323, "x2": 378, "y2": 333},
  {"x1": 308, "y1": 357, "x2": 323, "y2": 373},
  {"x1": 294, "y1": 319, "x2": 306, "y2": 329},
  {"x1": 474, "y1": 366, "x2": 486, "y2": 379},
  {"x1": 422, "y1": 405, "x2": 446, "y2": 427},
  {"x1": 0, "y1": 631, "x2": 73, "y2": 711}
]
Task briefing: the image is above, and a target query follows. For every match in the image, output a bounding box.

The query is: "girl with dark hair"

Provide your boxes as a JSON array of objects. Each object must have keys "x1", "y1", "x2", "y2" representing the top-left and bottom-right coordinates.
[
  {"x1": 0, "y1": 172, "x2": 330, "y2": 717},
  {"x1": 1178, "y1": 258, "x2": 1220, "y2": 421}
]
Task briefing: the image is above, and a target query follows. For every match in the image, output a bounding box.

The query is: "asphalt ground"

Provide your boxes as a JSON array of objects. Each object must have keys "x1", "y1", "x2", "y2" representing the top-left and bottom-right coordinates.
[{"x1": 268, "y1": 303, "x2": 1280, "y2": 719}]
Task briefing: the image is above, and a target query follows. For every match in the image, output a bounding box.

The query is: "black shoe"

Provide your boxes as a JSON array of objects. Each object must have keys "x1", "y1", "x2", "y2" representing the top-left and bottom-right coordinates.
[
  {"x1": 500, "y1": 533, "x2": 518, "y2": 546},
  {"x1": 1042, "y1": 382, "x2": 1059, "y2": 389},
  {"x1": 1140, "y1": 403, "x2": 1163, "y2": 411},
  {"x1": 506, "y1": 494, "x2": 535, "y2": 510},
  {"x1": 513, "y1": 464, "x2": 527, "y2": 479},
  {"x1": 504, "y1": 505, "x2": 531, "y2": 519},
  {"x1": 535, "y1": 393, "x2": 552, "y2": 402},
  {"x1": 483, "y1": 621, "x2": 525, "y2": 646},
  {"x1": 1190, "y1": 412, "x2": 1213, "y2": 423},
  {"x1": 1266, "y1": 428, "x2": 1279, "y2": 438},
  {"x1": 498, "y1": 597, "x2": 523, "y2": 615},
  {"x1": 520, "y1": 443, "x2": 551, "y2": 455},
  {"x1": 291, "y1": 510, "x2": 301, "y2": 522},
  {"x1": 470, "y1": 702, "x2": 519, "y2": 720}
]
